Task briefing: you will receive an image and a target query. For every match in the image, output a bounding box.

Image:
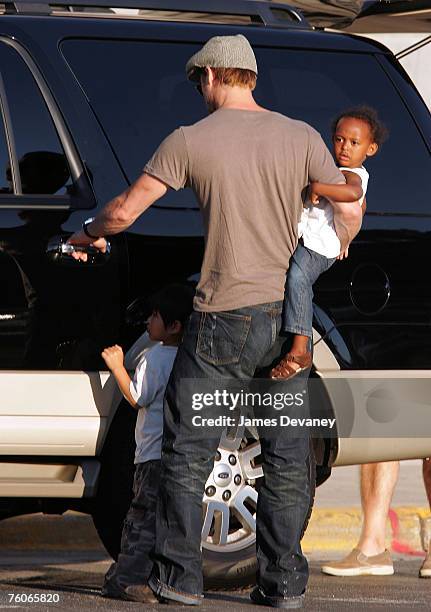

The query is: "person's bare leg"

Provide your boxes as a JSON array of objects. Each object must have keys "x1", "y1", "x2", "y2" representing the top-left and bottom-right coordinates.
[
  {"x1": 420, "y1": 458, "x2": 431, "y2": 577},
  {"x1": 357, "y1": 461, "x2": 399, "y2": 556},
  {"x1": 270, "y1": 334, "x2": 311, "y2": 378},
  {"x1": 423, "y1": 458, "x2": 431, "y2": 507},
  {"x1": 290, "y1": 335, "x2": 308, "y2": 356}
]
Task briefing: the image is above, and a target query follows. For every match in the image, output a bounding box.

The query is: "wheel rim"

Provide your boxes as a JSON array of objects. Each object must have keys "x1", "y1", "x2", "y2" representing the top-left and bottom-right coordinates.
[{"x1": 202, "y1": 427, "x2": 262, "y2": 553}]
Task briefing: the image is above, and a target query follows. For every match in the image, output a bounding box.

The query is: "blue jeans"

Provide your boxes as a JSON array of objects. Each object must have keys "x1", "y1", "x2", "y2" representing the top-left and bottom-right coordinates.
[
  {"x1": 283, "y1": 242, "x2": 335, "y2": 338},
  {"x1": 148, "y1": 302, "x2": 312, "y2": 602},
  {"x1": 103, "y1": 460, "x2": 160, "y2": 596}
]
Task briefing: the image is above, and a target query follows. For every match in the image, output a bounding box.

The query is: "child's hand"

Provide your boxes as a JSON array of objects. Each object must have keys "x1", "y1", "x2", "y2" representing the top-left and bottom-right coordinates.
[
  {"x1": 309, "y1": 183, "x2": 320, "y2": 205},
  {"x1": 101, "y1": 345, "x2": 124, "y2": 372},
  {"x1": 337, "y1": 246, "x2": 349, "y2": 260}
]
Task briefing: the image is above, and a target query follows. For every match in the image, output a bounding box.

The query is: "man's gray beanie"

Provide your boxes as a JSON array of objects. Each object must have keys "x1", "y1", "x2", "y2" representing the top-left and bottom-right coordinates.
[{"x1": 186, "y1": 34, "x2": 258, "y2": 81}]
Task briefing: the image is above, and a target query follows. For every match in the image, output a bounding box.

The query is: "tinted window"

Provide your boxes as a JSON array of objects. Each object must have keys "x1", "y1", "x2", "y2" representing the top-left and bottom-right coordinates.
[
  {"x1": 0, "y1": 43, "x2": 72, "y2": 196},
  {"x1": 0, "y1": 111, "x2": 11, "y2": 193},
  {"x1": 254, "y1": 49, "x2": 430, "y2": 216},
  {"x1": 63, "y1": 40, "x2": 204, "y2": 210},
  {"x1": 62, "y1": 40, "x2": 430, "y2": 214}
]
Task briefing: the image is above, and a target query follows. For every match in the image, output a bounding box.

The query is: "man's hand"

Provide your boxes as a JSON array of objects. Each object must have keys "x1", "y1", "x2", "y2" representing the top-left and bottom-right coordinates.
[
  {"x1": 67, "y1": 230, "x2": 108, "y2": 262},
  {"x1": 101, "y1": 345, "x2": 125, "y2": 372},
  {"x1": 65, "y1": 173, "x2": 167, "y2": 262},
  {"x1": 337, "y1": 246, "x2": 349, "y2": 260}
]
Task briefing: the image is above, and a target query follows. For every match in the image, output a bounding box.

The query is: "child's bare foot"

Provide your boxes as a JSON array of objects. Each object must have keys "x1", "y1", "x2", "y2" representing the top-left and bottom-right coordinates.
[{"x1": 270, "y1": 351, "x2": 312, "y2": 380}]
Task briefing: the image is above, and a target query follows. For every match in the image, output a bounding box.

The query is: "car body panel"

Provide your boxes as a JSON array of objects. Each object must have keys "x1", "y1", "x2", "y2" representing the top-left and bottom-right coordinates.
[
  {"x1": 0, "y1": 8, "x2": 429, "y2": 501},
  {"x1": 0, "y1": 459, "x2": 99, "y2": 497},
  {"x1": 0, "y1": 371, "x2": 115, "y2": 455}
]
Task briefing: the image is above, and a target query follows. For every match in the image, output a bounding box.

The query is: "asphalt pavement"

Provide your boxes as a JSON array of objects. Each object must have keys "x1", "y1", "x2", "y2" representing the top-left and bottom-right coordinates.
[
  {"x1": 0, "y1": 551, "x2": 430, "y2": 611},
  {"x1": 0, "y1": 460, "x2": 430, "y2": 610}
]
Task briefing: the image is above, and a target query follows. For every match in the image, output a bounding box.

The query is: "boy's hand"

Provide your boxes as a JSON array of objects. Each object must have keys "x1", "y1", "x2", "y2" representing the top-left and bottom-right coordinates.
[
  {"x1": 101, "y1": 345, "x2": 124, "y2": 372},
  {"x1": 337, "y1": 246, "x2": 349, "y2": 260}
]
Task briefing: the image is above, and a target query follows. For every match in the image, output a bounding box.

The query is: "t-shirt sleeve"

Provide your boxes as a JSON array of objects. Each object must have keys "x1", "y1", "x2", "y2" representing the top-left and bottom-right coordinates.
[
  {"x1": 339, "y1": 166, "x2": 370, "y2": 204},
  {"x1": 129, "y1": 353, "x2": 160, "y2": 408},
  {"x1": 143, "y1": 128, "x2": 189, "y2": 191},
  {"x1": 307, "y1": 127, "x2": 345, "y2": 185}
]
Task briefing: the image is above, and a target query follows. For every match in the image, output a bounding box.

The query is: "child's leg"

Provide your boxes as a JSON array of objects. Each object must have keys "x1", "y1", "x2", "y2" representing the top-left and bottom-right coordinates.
[
  {"x1": 102, "y1": 460, "x2": 161, "y2": 597},
  {"x1": 273, "y1": 244, "x2": 335, "y2": 378},
  {"x1": 282, "y1": 243, "x2": 332, "y2": 340}
]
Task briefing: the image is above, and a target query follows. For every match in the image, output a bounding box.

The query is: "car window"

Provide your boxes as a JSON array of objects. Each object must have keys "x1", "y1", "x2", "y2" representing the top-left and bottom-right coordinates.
[
  {"x1": 0, "y1": 113, "x2": 11, "y2": 193},
  {"x1": 62, "y1": 39, "x2": 204, "y2": 211},
  {"x1": 62, "y1": 40, "x2": 430, "y2": 215},
  {"x1": 255, "y1": 49, "x2": 430, "y2": 216},
  {"x1": 0, "y1": 42, "x2": 73, "y2": 196}
]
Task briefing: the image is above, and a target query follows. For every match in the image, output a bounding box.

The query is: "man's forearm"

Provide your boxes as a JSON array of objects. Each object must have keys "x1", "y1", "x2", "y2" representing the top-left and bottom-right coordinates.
[
  {"x1": 333, "y1": 202, "x2": 363, "y2": 251},
  {"x1": 86, "y1": 173, "x2": 168, "y2": 238},
  {"x1": 88, "y1": 191, "x2": 131, "y2": 237},
  {"x1": 331, "y1": 200, "x2": 360, "y2": 216},
  {"x1": 87, "y1": 191, "x2": 131, "y2": 236}
]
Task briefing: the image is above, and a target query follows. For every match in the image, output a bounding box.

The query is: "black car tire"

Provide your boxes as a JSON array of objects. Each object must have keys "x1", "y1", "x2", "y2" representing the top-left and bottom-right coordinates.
[{"x1": 203, "y1": 437, "x2": 316, "y2": 589}]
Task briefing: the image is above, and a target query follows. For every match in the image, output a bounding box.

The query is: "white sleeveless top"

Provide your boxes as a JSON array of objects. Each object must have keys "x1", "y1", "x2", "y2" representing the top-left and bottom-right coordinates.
[{"x1": 299, "y1": 166, "x2": 369, "y2": 258}]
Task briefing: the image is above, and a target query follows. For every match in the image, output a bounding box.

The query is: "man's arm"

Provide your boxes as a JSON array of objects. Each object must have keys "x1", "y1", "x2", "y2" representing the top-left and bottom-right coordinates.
[
  {"x1": 67, "y1": 173, "x2": 168, "y2": 260},
  {"x1": 306, "y1": 130, "x2": 365, "y2": 252},
  {"x1": 362, "y1": 196, "x2": 367, "y2": 216},
  {"x1": 333, "y1": 171, "x2": 365, "y2": 250}
]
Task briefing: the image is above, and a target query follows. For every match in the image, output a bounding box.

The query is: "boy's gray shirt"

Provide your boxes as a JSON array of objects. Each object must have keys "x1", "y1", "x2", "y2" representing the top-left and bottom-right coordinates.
[
  {"x1": 129, "y1": 343, "x2": 178, "y2": 464},
  {"x1": 144, "y1": 108, "x2": 343, "y2": 312}
]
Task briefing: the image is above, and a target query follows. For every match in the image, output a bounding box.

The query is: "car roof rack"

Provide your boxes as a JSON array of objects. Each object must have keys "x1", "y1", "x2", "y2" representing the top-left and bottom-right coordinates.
[{"x1": 4, "y1": 0, "x2": 311, "y2": 29}]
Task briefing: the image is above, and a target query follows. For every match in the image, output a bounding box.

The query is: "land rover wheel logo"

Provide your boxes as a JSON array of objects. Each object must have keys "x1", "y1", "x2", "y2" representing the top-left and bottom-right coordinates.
[{"x1": 214, "y1": 464, "x2": 232, "y2": 487}]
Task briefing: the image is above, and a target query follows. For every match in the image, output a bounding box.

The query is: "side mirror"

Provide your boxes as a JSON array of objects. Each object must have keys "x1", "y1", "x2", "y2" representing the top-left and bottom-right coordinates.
[{"x1": 46, "y1": 235, "x2": 111, "y2": 266}]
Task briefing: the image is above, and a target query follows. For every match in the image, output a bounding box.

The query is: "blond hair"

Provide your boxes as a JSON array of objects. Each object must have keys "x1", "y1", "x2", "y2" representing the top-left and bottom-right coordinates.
[{"x1": 207, "y1": 67, "x2": 257, "y2": 90}]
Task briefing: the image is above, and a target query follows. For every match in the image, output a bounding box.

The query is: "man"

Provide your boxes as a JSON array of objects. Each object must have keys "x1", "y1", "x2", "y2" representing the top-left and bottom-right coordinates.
[
  {"x1": 68, "y1": 35, "x2": 350, "y2": 608},
  {"x1": 321, "y1": 459, "x2": 431, "y2": 578}
]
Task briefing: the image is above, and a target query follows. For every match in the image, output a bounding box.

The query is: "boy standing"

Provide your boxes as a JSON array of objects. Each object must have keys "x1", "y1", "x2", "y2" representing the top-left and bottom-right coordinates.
[{"x1": 100, "y1": 283, "x2": 194, "y2": 601}]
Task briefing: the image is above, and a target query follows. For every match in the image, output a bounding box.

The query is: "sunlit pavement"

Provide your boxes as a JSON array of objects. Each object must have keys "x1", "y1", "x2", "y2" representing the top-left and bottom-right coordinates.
[{"x1": 0, "y1": 551, "x2": 430, "y2": 611}]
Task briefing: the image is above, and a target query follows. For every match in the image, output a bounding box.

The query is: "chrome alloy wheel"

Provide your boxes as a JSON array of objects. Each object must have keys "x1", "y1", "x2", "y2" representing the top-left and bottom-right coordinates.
[{"x1": 202, "y1": 428, "x2": 263, "y2": 553}]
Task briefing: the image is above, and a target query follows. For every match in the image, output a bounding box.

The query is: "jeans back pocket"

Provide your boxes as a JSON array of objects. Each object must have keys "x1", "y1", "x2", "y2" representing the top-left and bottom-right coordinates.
[{"x1": 196, "y1": 311, "x2": 251, "y2": 366}]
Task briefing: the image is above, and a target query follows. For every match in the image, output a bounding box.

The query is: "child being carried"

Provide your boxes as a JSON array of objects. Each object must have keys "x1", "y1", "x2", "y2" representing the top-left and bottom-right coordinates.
[{"x1": 271, "y1": 106, "x2": 387, "y2": 379}]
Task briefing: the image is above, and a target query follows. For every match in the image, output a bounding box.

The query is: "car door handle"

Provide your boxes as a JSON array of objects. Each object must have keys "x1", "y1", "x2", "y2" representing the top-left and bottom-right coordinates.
[{"x1": 46, "y1": 235, "x2": 111, "y2": 266}]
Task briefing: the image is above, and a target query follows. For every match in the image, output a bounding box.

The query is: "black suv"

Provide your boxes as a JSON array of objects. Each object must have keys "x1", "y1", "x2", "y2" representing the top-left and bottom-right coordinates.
[{"x1": 0, "y1": 0, "x2": 430, "y2": 588}]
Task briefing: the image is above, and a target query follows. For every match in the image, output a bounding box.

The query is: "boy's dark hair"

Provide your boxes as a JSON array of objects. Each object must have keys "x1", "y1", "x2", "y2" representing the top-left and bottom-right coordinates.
[
  {"x1": 149, "y1": 283, "x2": 195, "y2": 328},
  {"x1": 332, "y1": 106, "x2": 388, "y2": 147}
]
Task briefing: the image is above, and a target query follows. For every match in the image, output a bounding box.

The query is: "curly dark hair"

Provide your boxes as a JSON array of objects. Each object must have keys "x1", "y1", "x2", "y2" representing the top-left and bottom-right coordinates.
[{"x1": 332, "y1": 106, "x2": 388, "y2": 147}]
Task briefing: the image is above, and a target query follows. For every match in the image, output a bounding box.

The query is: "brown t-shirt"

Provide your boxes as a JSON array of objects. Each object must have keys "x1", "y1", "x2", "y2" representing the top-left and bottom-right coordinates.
[{"x1": 144, "y1": 108, "x2": 343, "y2": 312}]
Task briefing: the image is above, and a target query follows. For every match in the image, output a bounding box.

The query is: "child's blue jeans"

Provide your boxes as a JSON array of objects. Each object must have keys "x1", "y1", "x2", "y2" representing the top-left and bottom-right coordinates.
[
  {"x1": 102, "y1": 459, "x2": 161, "y2": 597},
  {"x1": 283, "y1": 242, "x2": 336, "y2": 338}
]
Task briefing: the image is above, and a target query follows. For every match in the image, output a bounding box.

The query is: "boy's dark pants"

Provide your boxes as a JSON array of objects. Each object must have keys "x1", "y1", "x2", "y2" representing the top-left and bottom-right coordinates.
[
  {"x1": 103, "y1": 459, "x2": 161, "y2": 596},
  {"x1": 149, "y1": 304, "x2": 312, "y2": 602}
]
